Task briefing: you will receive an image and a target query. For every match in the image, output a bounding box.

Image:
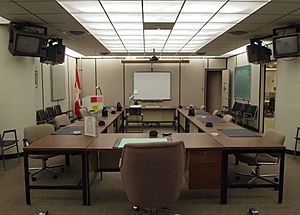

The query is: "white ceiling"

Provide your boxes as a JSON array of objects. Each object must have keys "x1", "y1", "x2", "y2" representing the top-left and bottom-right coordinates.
[{"x1": 0, "y1": 0, "x2": 300, "y2": 57}]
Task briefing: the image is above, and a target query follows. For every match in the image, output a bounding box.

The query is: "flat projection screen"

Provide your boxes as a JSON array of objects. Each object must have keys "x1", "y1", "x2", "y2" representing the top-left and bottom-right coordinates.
[{"x1": 134, "y1": 72, "x2": 171, "y2": 101}]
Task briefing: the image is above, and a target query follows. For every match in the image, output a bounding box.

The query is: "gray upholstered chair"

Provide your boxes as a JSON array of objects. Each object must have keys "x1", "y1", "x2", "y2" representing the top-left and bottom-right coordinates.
[
  {"x1": 120, "y1": 141, "x2": 185, "y2": 214},
  {"x1": 23, "y1": 124, "x2": 64, "y2": 181},
  {"x1": 223, "y1": 114, "x2": 233, "y2": 122},
  {"x1": 200, "y1": 105, "x2": 205, "y2": 110},
  {"x1": 235, "y1": 129, "x2": 286, "y2": 184},
  {"x1": 54, "y1": 114, "x2": 71, "y2": 128}
]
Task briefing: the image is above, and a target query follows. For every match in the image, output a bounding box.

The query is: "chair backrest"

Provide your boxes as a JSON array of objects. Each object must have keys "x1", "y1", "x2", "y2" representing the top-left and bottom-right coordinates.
[
  {"x1": 264, "y1": 129, "x2": 286, "y2": 146},
  {"x1": 223, "y1": 114, "x2": 233, "y2": 122},
  {"x1": 128, "y1": 107, "x2": 142, "y2": 115},
  {"x1": 23, "y1": 124, "x2": 54, "y2": 144},
  {"x1": 45, "y1": 107, "x2": 55, "y2": 119},
  {"x1": 247, "y1": 105, "x2": 258, "y2": 117},
  {"x1": 120, "y1": 141, "x2": 185, "y2": 209},
  {"x1": 37, "y1": 109, "x2": 48, "y2": 121},
  {"x1": 200, "y1": 105, "x2": 205, "y2": 110},
  {"x1": 54, "y1": 104, "x2": 62, "y2": 116},
  {"x1": 54, "y1": 114, "x2": 71, "y2": 128},
  {"x1": 269, "y1": 97, "x2": 275, "y2": 112},
  {"x1": 212, "y1": 109, "x2": 218, "y2": 116}
]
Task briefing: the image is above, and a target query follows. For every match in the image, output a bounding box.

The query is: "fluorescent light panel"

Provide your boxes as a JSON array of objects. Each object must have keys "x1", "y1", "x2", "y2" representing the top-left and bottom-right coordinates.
[{"x1": 57, "y1": 0, "x2": 271, "y2": 54}]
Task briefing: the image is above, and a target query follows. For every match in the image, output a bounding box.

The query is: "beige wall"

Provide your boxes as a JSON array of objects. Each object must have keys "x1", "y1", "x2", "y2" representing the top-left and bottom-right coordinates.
[
  {"x1": 78, "y1": 58, "x2": 226, "y2": 108},
  {"x1": 0, "y1": 25, "x2": 76, "y2": 153},
  {"x1": 276, "y1": 58, "x2": 300, "y2": 151},
  {"x1": 227, "y1": 52, "x2": 261, "y2": 129},
  {"x1": 0, "y1": 25, "x2": 36, "y2": 151},
  {"x1": 97, "y1": 59, "x2": 123, "y2": 106}
]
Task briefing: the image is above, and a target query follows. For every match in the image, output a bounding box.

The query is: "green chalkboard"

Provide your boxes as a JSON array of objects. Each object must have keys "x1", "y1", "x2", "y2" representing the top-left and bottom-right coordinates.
[{"x1": 234, "y1": 65, "x2": 251, "y2": 101}]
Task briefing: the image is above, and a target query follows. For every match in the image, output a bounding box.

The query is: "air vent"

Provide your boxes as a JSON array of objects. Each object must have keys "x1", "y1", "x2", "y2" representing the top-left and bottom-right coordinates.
[
  {"x1": 66, "y1": 30, "x2": 86, "y2": 36},
  {"x1": 228, "y1": 30, "x2": 249, "y2": 36},
  {"x1": 144, "y1": 22, "x2": 174, "y2": 30}
]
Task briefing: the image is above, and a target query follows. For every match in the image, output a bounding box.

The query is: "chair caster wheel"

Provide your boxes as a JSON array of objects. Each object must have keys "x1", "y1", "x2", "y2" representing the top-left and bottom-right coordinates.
[
  {"x1": 53, "y1": 175, "x2": 58, "y2": 179},
  {"x1": 235, "y1": 174, "x2": 240, "y2": 180},
  {"x1": 32, "y1": 177, "x2": 36, "y2": 181},
  {"x1": 274, "y1": 177, "x2": 279, "y2": 182},
  {"x1": 132, "y1": 206, "x2": 139, "y2": 211}
]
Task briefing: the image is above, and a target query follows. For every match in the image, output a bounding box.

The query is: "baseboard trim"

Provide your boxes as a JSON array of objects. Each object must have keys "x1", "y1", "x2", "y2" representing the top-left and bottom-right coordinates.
[
  {"x1": 286, "y1": 149, "x2": 299, "y2": 157},
  {"x1": 0, "y1": 152, "x2": 24, "y2": 160}
]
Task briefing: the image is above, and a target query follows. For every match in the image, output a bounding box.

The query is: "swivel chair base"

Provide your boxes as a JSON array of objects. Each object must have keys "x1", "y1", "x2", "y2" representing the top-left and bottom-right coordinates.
[
  {"x1": 236, "y1": 165, "x2": 278, "y2": 185},
  {"x1": 30, "y1": 159, "x2": 64, "y2": 181},
  {"x1": 132, "y1": 206, "x2": 180, "y2": 215}
]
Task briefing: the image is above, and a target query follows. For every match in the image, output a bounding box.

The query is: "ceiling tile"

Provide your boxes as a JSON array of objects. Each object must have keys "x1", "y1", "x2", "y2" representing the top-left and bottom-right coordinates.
[
  {"x1": 37, "y1": 13, "x2": 76, "y2": 23},
  {"x1": 181, "y1": 1, "x2": 225, "y2": 13},
  {"x1": 0, "y1": 2, "x2": 29, "y2": 14},
  {"x1": 255, "y1": 2, "x2": 300, "y2": 15},
  {"x1": 17, "y1": 1, "x2": 67, "y2": 13},
  {"x1": 2, "y1": 14, "x2": 43, "y2": 23},
  {"x1": 242, "y1": 14, "x2": 283, "y2": 24}
]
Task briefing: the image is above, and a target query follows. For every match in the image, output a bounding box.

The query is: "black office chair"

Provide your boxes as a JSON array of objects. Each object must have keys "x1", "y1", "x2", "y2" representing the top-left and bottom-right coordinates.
[
  {"x1": 243, "y1": 105, "x2": 258, "y2": 127},
  {"x1": 54, "y1": 105, "x2": 76, "y2": 122},
  {"x1": 0, "y1": 129, "x2": 20, "y2": 170},
  {"x1": 36, "y1": 109, "x2": 52, "y2": 124},
  {"x1": 45, "y1": 106, "x2": 56, "y2": 122},
  {"x1": 269, "y1": 97, "x2": 275, "y2": 114}
]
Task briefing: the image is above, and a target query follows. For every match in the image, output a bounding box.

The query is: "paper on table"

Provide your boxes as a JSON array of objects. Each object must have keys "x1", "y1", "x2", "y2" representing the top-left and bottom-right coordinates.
[{"x1": 84, "y1": 116, "x2": 96, "y2": 137}]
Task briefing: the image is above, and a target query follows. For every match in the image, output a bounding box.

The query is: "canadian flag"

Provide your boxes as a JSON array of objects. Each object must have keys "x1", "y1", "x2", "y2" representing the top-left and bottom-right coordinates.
[{"x1": 74, "y1": 67, "x2": 81, "y2": 119}]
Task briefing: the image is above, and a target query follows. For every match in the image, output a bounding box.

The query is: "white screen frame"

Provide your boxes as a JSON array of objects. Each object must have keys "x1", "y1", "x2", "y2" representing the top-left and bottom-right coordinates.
[{"x1": 133, "y1": 71, "x2": 171, "y2": 101}]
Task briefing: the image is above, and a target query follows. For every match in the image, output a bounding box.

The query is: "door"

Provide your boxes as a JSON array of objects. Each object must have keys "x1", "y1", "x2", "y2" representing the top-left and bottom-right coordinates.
[
  {"x1": 221, "y1": 69, "x2": 230, "y2": 110},
  {"x1": 205, "y1": 70, "x2": 222, "y2": 114}
]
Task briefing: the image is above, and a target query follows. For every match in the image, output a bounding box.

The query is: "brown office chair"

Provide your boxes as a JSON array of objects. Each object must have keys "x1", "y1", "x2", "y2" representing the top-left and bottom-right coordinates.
[
  {"x1": 54, "y1": 114, "x2": 71, "y2": 128},
  {"x1": 23, "y1": 124, "x2": 64, "y2": 181},
  {"x1": 0, "y1": 129, "x2": 20, "y2": 170},
  {"x1": 235, "y1": 129, "x2": 286, "y2": 184},
  {"x1": 120, "y1": 141, "x2": 185, "y2": 214}
]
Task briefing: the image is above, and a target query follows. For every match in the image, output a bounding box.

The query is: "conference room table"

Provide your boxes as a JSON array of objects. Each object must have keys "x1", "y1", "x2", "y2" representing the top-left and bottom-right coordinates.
[
  {"x1": 86, "y1": 132, "x2": 223, "y2": 205},
  {"x1": 23, "y1": 107, "x2": 286, "y2": 205},
  {"x1": 177, "y1": 108, "x2": 286, "y2": 204},
  {"x1": 23, "y1": 110, "x2": 124, "y2": 205}
]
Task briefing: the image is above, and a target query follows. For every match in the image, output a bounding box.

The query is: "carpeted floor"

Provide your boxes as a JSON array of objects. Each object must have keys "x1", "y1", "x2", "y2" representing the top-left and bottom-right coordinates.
[{"x1": 1, "y1": 127, "x2": 300, "y2": 215}]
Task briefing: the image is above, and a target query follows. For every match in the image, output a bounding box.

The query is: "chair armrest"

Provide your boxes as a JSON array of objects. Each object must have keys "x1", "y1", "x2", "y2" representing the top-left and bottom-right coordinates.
[{"x1": 23, "y1": 138, "x2": 29, "y2": 147}]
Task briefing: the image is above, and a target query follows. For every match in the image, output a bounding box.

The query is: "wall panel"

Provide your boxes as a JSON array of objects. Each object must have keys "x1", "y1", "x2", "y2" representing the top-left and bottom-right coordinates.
[{"x1": 96, "y1": 59, "x2": 123, "y2": 106}]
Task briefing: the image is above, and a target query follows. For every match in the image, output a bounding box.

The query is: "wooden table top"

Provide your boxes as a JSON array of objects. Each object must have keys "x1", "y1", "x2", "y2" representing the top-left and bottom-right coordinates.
[
  {"x1": 24, "y1": 135, "x2": 95, "y2": 152},
  {"x1": 87, "y1": 133, "x2": 223, "y2": 151},
  {"x1": 177, "y1": 108, "x2": 285, "y2": 151},
  {"x1": 68, "y1": 110, "x2": 124, "y2": 133}
]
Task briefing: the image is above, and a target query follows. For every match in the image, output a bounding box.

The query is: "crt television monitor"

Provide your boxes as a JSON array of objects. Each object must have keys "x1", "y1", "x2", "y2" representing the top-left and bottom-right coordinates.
[
  {"x1": 40, "y1": 41, "x2": 66, "y2": 65},
  {"x1": 246, "y1": 44, "x2": 271, "y2": 64},
  {"x1": 273, "y1": 34, "x2": 300, "y2": 58},
  {"x1": 8, "y1": 29, "x2": 48, "y2": 57}
]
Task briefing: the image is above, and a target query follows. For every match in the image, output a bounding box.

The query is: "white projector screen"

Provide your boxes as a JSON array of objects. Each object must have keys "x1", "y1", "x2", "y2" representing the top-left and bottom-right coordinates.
[{"x1": 134, "y1": 72, "x2": 171, "y2": 101}]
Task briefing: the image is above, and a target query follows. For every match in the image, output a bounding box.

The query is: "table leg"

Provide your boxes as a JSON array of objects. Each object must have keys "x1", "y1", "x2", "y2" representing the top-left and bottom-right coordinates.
[
  {"x1": 23, "y1": 152, "x2": 31, "y2": 205},
  {"x1": 65, "y1": 154, "x2": 70, "y2": 166},
  {"x1": 221, "y1": 150, "x2": 228, "y2": 204},
  {"x1": 86, "y1": 152, "x2": 91, "y2": 205},
  {"x1": 278, "y1": 151, "x2": 285, "y2": 203},
  {"x1": 82, "y1": 152, "x2": 87, "y2": 205},
  {"x1": 177, "y1": 111, "x2": 180, "y2": 133}
]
